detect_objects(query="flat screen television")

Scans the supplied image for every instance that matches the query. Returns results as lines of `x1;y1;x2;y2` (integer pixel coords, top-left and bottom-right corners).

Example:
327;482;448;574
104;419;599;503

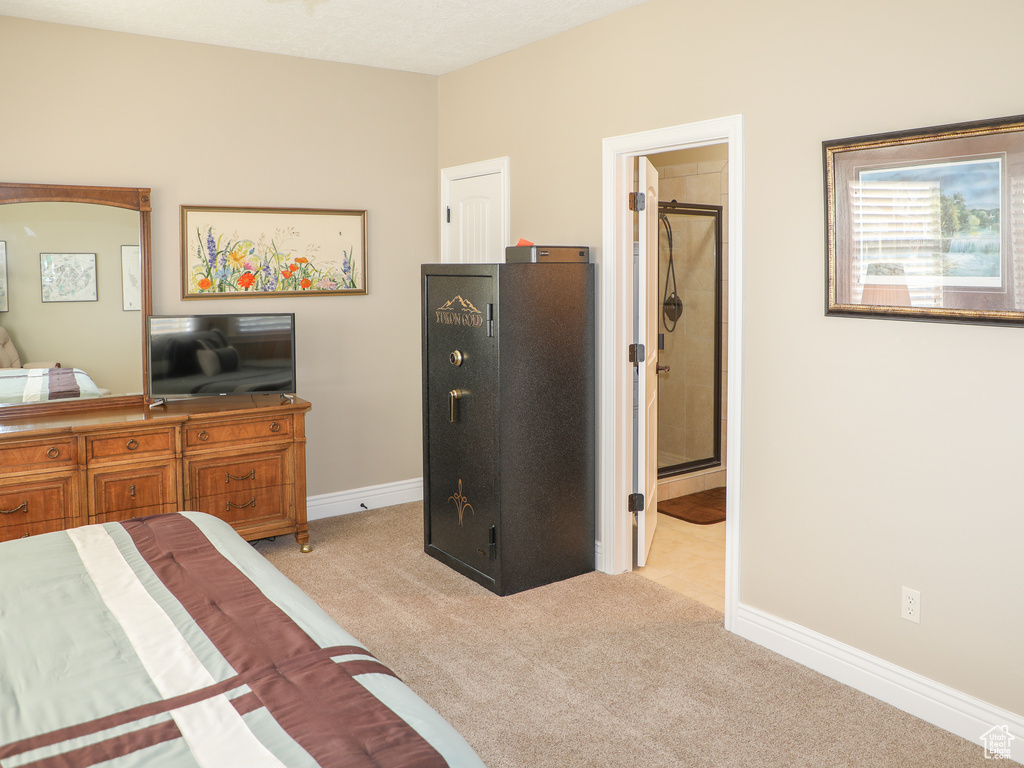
147;313;296;398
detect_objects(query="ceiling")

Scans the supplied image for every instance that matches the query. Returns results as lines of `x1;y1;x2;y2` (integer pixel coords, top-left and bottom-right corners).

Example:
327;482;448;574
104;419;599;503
0;0;649;75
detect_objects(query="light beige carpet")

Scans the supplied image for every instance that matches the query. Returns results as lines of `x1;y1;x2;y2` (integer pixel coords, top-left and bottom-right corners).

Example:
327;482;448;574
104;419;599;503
256;503;990;767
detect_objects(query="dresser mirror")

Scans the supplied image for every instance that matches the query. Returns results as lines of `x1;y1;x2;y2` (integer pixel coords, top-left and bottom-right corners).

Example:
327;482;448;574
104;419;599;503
0;183;152;416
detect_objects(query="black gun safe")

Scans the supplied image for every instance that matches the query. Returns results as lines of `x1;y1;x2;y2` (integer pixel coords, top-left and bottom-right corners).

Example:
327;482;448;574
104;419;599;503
421;259;595;596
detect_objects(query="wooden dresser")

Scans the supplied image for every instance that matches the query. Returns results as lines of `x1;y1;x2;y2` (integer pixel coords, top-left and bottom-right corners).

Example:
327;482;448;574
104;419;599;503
0;395;311;549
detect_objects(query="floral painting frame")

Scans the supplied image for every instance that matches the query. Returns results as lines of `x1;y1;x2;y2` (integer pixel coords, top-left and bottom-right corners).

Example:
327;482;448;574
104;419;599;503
825;113;1024;325
181;205;367;299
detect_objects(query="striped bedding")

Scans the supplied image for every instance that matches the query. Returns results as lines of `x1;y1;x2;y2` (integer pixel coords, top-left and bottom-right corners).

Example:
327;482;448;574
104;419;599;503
0;367;103;404
0;512;485;768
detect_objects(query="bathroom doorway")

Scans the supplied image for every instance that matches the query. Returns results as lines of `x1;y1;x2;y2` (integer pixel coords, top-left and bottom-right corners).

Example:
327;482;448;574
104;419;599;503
632;145;729;613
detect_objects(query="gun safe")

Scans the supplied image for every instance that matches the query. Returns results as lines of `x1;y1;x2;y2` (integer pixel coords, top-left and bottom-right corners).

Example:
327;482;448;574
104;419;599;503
421;260;595;596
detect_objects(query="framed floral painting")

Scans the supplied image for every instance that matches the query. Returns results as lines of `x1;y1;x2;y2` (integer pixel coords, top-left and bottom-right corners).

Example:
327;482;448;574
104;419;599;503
181;206;367;299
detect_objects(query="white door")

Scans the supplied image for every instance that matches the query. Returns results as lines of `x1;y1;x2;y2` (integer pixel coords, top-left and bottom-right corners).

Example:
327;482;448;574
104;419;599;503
636;158;659;566
441;158;510;263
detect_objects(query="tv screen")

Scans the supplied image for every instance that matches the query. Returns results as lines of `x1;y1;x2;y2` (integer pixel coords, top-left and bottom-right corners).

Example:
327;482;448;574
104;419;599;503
147;313;296;398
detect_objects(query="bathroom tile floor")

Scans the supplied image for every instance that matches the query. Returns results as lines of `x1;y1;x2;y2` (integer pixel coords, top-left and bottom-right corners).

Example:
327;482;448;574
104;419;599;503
633;512;725;613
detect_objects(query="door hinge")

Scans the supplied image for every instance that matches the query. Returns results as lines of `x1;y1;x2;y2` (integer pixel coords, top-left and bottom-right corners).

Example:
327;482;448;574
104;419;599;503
446;206;451;223
628;493;645;513
628;343;645;364
488;525;497;560
628;191;646;212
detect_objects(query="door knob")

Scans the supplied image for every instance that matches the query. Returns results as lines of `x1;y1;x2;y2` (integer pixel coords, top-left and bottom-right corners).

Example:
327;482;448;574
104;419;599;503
449;389;465;422
657;364;671;374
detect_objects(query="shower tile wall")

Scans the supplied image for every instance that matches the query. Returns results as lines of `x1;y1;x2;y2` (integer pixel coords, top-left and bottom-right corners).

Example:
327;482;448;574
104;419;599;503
655;150;728;498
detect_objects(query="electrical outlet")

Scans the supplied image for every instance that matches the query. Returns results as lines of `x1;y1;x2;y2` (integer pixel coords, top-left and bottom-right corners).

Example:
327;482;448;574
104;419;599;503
901;587;921;624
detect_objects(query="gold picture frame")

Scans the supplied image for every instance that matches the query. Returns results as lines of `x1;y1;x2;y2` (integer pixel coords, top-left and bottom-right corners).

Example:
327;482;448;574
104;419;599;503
181;205;367;299
825;114;1024;325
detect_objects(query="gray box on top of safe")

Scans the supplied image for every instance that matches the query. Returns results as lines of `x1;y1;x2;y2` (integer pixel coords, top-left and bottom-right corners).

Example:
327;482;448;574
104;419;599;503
504;245;590;263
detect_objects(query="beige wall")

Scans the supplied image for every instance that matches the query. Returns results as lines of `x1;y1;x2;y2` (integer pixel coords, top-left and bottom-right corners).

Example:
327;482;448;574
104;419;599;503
439;0;1024;717
0;16;438;494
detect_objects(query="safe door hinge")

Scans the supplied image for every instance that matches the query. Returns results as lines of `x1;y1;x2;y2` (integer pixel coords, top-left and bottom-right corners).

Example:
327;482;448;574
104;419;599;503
628;493;645;513
628;343;645;365
488;525;497;560
628;191;646;212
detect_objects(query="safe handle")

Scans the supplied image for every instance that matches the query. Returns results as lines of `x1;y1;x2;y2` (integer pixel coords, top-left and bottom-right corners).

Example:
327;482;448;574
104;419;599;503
448;389;465;423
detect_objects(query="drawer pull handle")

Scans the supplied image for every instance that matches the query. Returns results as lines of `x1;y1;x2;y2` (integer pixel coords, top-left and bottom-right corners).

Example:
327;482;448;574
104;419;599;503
46;447;60;459
130;484;136;497
226;498;256;511
226;470;256;483
126;439;140;451
1;501;28;515
198;430;210;441
269;422;281;433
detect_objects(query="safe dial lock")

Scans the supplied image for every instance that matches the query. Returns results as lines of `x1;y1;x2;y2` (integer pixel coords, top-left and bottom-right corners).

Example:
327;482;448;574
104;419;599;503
449;350;464;366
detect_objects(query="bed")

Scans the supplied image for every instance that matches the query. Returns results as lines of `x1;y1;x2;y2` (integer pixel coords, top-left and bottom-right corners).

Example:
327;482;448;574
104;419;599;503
0;511;486;768
0;367;103;404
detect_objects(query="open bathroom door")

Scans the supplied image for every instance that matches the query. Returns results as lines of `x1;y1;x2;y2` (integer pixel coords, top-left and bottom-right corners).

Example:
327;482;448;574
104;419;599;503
635;157;659;567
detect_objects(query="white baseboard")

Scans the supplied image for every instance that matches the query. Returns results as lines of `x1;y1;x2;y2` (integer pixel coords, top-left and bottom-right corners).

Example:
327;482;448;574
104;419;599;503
733;604;1023;764
306;477;423;521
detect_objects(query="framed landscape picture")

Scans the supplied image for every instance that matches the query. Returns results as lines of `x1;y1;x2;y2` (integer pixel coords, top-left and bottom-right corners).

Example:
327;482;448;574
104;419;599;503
181;205;367;299
824;114;1024;325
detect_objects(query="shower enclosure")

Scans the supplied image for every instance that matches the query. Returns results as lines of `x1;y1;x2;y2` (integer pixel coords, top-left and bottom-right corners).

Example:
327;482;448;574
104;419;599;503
656;201;723;477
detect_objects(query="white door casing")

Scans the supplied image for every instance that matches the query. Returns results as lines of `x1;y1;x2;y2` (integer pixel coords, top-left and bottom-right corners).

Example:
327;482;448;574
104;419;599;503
440;157;510;264
635;157;659;567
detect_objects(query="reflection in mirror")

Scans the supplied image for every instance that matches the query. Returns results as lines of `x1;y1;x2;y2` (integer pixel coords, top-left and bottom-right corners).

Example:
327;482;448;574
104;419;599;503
0;192;147;411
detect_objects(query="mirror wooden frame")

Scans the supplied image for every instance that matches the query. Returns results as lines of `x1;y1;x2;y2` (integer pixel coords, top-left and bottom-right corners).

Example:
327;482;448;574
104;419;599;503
0;182;152;418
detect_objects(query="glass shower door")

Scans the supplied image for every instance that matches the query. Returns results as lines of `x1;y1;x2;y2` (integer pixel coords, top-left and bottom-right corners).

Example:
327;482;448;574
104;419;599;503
656;202;723;477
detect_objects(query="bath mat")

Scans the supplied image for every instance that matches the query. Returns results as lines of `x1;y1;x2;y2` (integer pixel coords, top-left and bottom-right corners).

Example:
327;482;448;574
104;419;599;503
657;487;726;525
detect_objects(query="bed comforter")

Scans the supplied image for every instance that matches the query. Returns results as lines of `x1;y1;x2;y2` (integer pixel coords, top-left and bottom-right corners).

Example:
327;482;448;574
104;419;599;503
0;367;102;404
0;512;485;768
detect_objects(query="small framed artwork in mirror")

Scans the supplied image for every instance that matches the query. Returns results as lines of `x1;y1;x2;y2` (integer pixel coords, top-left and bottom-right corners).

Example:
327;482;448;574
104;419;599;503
40;253;98;303
0;241;7;312
825;113;1024;325
121;245;141;311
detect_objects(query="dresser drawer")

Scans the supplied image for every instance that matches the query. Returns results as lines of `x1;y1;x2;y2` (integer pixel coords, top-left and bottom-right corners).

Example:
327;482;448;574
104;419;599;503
0;517;66;542
86;427;176;464
0;437;76;472
89;462;179;524
184;415;293;450
0;475;75;542
193;485;291;527
190;453;286;500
